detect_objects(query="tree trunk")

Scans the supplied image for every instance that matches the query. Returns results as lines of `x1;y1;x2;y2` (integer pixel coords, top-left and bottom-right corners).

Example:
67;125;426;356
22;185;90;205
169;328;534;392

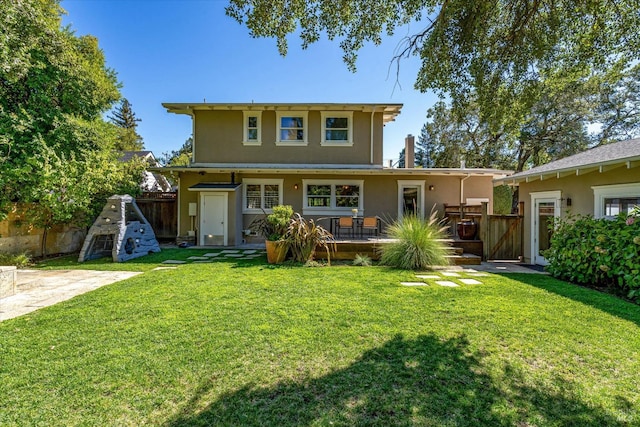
41;227;49;259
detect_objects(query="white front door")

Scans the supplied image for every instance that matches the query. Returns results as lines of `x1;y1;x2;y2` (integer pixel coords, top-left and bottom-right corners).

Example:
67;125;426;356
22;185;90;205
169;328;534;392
531;192;560;265
200;193;228;246
398;180;425;220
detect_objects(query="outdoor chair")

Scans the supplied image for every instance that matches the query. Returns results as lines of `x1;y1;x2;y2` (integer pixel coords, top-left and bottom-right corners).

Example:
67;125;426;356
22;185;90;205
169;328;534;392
336;216;354;238
361;216;379;237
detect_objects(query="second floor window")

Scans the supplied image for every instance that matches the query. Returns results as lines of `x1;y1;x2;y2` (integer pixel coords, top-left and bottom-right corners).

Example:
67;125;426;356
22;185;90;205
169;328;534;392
276;111;308;145
321;112;353;146
243;111;261;145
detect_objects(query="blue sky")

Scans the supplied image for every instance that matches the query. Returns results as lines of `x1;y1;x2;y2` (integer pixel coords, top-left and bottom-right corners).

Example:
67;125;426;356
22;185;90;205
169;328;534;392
61;0;439;162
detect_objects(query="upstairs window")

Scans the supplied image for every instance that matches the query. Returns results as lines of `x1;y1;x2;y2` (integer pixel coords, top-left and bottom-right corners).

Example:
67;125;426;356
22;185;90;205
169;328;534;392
321;112;353;146
243;179;283;213
276;111;308;145
243;111;262;145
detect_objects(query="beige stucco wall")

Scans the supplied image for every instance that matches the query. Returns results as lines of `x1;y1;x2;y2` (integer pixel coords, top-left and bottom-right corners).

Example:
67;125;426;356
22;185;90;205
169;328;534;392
0;205;86;257
517;166;639;263
192;110;382;165
178;171;496;244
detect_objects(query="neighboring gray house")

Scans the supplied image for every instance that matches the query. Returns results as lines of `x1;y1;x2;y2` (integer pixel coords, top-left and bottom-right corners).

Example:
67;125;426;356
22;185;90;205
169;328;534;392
495;139;640;265
120;151;172;193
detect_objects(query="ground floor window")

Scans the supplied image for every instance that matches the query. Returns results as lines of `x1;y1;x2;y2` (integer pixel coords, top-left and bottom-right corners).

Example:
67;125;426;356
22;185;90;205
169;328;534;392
302;179;363;216
243;179;283;213
593;183;640;218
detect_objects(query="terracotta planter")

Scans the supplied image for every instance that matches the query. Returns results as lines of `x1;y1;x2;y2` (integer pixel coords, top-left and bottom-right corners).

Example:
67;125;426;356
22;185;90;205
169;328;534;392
457;219;477;240
265;240;288;264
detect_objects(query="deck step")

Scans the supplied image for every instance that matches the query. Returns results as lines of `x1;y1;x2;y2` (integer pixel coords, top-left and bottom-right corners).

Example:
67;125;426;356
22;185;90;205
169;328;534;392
445;254;482;265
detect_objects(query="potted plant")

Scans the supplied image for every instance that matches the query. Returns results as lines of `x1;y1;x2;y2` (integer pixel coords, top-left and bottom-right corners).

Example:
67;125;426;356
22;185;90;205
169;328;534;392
286;213;335;264
249;205;293;263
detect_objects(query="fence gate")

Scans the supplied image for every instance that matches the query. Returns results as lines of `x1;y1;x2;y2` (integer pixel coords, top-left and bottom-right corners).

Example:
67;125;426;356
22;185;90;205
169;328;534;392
135;192;177;240
480;202;524;261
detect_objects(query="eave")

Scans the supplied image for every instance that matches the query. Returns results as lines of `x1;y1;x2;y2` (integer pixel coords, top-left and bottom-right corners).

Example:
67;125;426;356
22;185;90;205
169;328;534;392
161;102;403;123
494;155;640;186
152;164;511;179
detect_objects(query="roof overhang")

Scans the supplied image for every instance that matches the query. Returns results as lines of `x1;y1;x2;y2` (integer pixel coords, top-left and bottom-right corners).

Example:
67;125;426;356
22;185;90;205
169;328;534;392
162;103;403;123
155;165;511;179
494;156;640;186
188;183;241;191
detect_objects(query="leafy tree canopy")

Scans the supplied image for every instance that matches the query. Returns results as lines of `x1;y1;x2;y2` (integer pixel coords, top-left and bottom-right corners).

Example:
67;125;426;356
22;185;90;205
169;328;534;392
0;0;143;252
227;0;640;128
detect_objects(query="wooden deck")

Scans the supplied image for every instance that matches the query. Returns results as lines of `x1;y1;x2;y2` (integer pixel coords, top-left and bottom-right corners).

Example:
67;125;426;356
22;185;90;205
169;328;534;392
315;238;481;265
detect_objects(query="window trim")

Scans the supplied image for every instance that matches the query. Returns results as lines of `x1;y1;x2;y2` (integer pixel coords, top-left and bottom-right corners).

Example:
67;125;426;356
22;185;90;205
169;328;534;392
320;111;353;146
242;178;283;213
592;182;640;218
276;111;308;146
302;179;364;216
242;111;262;146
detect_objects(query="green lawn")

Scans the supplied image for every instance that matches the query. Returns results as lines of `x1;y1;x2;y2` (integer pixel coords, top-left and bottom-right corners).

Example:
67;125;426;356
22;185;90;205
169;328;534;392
1;251;639;426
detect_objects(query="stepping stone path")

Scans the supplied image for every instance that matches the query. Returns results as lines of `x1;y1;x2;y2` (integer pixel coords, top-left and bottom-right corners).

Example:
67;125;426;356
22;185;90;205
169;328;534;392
400;270;488;288
435;281;459;287
162;260;187;264
187;256;209;260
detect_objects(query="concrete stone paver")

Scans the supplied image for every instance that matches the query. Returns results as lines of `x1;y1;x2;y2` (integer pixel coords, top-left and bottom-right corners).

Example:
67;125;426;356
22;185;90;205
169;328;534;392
401;282;428;287
459;278;483;285
1;269;141;321
435;281;459;287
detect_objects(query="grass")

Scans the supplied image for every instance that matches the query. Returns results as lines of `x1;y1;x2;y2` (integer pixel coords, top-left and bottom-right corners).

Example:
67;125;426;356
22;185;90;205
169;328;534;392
1;252;640;426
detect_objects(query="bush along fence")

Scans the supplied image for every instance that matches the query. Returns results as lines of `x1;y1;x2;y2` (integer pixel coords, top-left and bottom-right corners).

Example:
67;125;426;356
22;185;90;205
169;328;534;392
544;208;640;301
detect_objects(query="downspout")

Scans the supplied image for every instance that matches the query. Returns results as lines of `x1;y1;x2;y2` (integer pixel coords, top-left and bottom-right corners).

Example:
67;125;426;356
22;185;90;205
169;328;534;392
176;173;181;238
370;108;376;165
190;112;196;164
460;174;471;204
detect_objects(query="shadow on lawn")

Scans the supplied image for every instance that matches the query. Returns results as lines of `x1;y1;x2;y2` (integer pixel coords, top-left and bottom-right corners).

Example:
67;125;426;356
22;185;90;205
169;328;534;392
165;335;621;426
507;273;640;326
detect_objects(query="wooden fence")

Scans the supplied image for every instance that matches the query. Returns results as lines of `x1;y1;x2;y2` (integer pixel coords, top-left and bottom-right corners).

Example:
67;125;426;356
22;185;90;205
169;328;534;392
135;192;177;240
444;202;524;261
480;201;524;261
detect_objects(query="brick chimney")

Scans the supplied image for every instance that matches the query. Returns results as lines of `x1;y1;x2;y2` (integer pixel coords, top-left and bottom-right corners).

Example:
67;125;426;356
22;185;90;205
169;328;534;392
405;134;415;168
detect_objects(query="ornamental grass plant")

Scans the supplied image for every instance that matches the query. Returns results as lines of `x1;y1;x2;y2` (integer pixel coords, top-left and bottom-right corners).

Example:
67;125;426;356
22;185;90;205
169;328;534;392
379;212;450;270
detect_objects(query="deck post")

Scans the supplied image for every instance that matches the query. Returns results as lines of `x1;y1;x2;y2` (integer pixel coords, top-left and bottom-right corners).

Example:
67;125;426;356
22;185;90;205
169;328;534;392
481;201;489;261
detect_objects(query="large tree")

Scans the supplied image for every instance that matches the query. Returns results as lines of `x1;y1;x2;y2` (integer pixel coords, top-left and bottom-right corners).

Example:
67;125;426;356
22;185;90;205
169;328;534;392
0;0;144;254
227;0;640;132
108;98;144;150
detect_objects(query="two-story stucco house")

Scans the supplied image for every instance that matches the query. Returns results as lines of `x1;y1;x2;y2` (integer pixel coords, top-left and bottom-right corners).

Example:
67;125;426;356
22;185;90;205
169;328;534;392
161;103;509;246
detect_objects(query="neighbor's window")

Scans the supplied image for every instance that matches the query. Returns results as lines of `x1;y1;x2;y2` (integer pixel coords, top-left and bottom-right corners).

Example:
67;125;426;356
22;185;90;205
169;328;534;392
302;179;363;215
604;197;640;216
243;111;261;145
321;112;353;146
243;179;283;213
276;111;308;145
593;183;640;218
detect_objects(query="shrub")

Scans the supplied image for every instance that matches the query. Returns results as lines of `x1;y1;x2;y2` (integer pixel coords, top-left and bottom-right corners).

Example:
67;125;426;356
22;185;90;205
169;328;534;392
0;251;32;267
285;213;335;264
353;253;372;267
379;212;450;270
249;205;293;241
544;211;640;299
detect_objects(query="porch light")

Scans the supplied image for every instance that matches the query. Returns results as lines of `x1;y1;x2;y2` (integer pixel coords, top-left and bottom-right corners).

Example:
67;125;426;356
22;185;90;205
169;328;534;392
429;185;435;191
294;184;299;190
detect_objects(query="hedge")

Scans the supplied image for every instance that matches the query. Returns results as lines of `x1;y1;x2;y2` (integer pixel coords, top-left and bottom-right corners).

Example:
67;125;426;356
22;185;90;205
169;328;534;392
544;208;640;300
